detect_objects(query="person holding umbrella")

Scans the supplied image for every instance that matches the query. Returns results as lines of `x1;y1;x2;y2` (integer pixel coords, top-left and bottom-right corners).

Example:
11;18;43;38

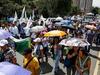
0;39;16;64
64;46;79;75
75;48;91;75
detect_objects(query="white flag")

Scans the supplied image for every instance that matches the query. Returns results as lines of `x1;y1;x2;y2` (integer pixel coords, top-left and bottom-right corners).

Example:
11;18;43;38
32;10;35;21
26;15;33;28
19;7;26;24
13;11;18;23
21;7;25;19
25;11;28;22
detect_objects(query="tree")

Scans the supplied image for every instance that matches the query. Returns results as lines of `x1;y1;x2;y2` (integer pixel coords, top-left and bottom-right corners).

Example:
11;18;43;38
0;0;73;18
34;0;72;17
92;7;100;15
0;0;36;18
71;6;80;15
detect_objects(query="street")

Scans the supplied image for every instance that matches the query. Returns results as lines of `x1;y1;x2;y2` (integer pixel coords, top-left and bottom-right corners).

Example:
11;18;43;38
16;45;100;75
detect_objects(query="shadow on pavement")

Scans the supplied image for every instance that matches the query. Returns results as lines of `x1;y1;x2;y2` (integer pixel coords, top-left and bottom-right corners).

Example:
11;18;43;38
91;46;100;51
55;68;65;75
40;62;53;74
89;53;100;61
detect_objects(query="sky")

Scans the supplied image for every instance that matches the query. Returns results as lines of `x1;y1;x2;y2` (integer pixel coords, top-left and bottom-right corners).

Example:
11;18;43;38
92;0;100;7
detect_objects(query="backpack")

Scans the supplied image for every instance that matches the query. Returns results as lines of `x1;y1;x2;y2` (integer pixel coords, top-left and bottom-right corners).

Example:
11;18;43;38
36;45;41;56
64;57;73;68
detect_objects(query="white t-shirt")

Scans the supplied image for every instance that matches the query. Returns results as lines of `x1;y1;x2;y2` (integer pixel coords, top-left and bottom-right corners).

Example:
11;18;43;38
31;33;36;39
33;44;43;54
24;27;30;36
9;26;19;36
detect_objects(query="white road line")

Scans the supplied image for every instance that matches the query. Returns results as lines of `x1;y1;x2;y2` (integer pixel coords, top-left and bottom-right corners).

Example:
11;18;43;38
93;51;100;75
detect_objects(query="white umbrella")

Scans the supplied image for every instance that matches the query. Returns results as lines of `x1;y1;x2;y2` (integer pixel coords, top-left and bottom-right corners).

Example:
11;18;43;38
56;16;63;21
0;29;12;40
33;38;41;42
86;13;94;16
59;38;90;47
85;25;97;30
0;62;31;75
31;26;47;32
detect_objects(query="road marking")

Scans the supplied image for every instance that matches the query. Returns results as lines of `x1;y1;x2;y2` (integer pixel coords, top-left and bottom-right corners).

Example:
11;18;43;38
93;51;100;75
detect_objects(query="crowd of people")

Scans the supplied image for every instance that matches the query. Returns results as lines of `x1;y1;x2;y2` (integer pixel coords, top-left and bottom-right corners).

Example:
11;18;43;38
0;14;100;75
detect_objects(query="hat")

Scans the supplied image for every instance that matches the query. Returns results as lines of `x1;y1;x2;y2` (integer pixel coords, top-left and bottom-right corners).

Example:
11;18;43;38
23;48;32;55
0;39;8;46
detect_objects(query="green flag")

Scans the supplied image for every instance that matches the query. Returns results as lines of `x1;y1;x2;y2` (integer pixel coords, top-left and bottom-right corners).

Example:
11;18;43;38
13;38;31;54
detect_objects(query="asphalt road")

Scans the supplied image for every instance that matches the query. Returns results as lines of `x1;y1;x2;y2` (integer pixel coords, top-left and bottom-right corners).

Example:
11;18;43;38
16;45;100;75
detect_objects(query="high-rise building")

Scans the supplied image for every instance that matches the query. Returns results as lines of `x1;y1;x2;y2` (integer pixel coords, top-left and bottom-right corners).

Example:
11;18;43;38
72;0;93;12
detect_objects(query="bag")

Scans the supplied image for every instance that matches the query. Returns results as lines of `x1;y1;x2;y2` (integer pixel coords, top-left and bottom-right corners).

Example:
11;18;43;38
36;45;40;56
75;71;80;75
64;57;72;68
24;57;33;68
0;52;4;62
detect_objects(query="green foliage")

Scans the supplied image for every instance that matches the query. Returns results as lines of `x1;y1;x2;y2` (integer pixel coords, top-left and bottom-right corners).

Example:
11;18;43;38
92;7;100;15
71;6;80;15
35;0;72;17
0;0;35;17
0;0;72;17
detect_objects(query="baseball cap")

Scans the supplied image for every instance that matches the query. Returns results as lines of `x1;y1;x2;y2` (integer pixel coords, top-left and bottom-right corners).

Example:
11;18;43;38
0;39;8;46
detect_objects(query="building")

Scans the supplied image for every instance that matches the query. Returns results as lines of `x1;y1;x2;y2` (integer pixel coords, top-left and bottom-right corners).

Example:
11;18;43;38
72;0;93;13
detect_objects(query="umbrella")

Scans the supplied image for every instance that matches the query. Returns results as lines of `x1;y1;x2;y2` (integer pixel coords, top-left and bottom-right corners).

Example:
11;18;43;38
44;30;66;37
0;62;31;75
0;29;12;40
85;25;97;30
89;21;96;24
30;26;47;33
59;38;90;47
61;24;75;30
56;17;63;21
33;38;41;42
55;21;74;29
86;13;94;16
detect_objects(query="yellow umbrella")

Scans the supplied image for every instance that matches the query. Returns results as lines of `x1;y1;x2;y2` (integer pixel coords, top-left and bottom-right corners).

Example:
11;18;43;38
44;30;66;37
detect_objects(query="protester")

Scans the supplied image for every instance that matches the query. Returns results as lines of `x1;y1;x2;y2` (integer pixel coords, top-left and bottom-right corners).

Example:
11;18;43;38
0;39;17;64
64;46;79;75
23;48;40;75
33;38;44;63
18;22;26;38
75;48;91;75
52;37;61;74
9;23;19;38
86;30;95;45
42;37;49;62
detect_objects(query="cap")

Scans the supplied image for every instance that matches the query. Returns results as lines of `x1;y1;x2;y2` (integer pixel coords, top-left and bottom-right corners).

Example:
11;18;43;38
23;48;32;55
0;39;8;46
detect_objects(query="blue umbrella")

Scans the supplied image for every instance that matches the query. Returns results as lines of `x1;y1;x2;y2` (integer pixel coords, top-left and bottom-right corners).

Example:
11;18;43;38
61;19;72;25
0;29;12;40
7;17;14;22
0;62;31;75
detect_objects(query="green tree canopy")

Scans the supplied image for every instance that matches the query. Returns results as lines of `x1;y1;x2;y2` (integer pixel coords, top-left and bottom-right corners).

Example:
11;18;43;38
92;7;100;15
0;0;72;18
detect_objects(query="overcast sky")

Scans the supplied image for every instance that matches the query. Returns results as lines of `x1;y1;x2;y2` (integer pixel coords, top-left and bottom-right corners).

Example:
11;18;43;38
93;0;100;7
